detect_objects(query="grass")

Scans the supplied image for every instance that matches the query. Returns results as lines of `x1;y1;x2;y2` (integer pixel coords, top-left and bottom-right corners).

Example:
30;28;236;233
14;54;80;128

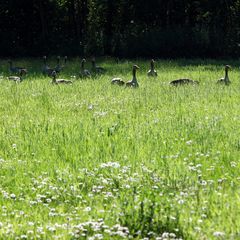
0;58;240;239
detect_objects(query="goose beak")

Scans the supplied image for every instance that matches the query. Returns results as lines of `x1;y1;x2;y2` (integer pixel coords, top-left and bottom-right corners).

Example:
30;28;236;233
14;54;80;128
133;65;140;69
225;65;231;70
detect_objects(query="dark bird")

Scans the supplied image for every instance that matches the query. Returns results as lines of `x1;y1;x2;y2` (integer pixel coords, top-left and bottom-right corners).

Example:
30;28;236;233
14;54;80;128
91;57;106;73
51;71;72;84
126;65;140;88
170;78;199;86
79;59;91;78
8;70;25;82
8;60;27;75
42;56;55;76
217;65;231;85
8;75;23;82
55;56;67;73
111;77;125;86
147;59;158;77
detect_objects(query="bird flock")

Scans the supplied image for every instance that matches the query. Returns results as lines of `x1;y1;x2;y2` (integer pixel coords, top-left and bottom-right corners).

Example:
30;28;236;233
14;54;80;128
7;57;232;87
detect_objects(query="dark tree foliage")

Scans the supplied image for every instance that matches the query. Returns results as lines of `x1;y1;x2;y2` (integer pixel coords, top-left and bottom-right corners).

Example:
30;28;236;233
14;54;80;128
0;0;240;57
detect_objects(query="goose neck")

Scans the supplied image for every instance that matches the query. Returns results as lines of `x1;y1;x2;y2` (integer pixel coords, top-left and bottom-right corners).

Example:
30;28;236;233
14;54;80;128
151;62;154;70
132;68;137;79
81;61;85;69
224;68;229;81
52;75;56;83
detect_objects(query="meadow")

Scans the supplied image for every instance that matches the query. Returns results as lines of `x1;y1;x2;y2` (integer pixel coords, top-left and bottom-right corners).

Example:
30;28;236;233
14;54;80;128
0;58;240;239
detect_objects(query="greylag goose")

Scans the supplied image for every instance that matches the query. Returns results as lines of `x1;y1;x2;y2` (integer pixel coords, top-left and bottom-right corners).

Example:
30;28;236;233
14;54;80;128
111;77;125;86
170;78;199;86
91;58;106;73
8;70;25;82
80;59;91;78
8;60;27;75
51;71;72;84
42;56;55;76
126;65;140;88
55;56;67;73
147;59;157;77
217;65;231;85
8;75;23;82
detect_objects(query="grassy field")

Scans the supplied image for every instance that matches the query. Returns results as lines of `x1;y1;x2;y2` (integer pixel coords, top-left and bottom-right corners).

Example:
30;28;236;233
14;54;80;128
0;58;240;239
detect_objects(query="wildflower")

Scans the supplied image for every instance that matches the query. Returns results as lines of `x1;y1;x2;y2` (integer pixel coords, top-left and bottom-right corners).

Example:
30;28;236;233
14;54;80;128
84;207;91;212
10;193;16;199
213;231;225;237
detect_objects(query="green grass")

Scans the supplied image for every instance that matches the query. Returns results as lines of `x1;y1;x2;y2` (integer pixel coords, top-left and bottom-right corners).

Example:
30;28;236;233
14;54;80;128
0;58;240;239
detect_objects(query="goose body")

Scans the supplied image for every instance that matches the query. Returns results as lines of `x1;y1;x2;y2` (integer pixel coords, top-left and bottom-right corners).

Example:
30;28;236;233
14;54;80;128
55;56;67;73
8;60;27;75
111;78;125;86
170;78;199;86
80;59;91;78
8;76;22;82
217;65;231;85
51;71;72;84
126;65;140;88
42;56;55;76
147;59;157;77
91;58;106;73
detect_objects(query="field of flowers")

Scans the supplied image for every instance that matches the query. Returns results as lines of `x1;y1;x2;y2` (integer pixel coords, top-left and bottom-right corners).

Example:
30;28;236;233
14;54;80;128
0;58;240;239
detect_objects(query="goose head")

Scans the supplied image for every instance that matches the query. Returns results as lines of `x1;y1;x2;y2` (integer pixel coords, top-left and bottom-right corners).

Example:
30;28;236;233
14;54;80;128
133;65;140;70
81;58;86;68
51;70;57;77
225;65;231;70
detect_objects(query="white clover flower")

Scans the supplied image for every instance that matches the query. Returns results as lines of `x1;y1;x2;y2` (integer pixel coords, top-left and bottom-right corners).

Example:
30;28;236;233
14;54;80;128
84;207;91;212
0;158;5;164
178;199;184;205
100;162;120;168
213;231;225;237
10;193;16;199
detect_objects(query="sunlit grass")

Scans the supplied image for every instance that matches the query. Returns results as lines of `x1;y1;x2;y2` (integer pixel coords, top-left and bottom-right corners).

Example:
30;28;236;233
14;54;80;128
0;58;240;239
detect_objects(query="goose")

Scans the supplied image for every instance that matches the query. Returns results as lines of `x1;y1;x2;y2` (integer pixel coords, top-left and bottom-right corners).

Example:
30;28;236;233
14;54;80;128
217;65;231;85
8;60;27;75
55;56;67;73
51;71;72;84
8;75;23;82
91;58;106;73
147;59;157;77
126;65;140;88
79;59;91;78
42;56;55;76
111;77;125;86
8;70;24;82
170;78;199;86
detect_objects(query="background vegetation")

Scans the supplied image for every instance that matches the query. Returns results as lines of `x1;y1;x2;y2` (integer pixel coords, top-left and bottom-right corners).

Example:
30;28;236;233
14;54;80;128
1;0;240;58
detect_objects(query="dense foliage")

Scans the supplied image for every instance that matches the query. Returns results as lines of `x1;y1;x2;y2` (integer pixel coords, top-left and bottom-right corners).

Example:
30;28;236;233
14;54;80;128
1;1;240;57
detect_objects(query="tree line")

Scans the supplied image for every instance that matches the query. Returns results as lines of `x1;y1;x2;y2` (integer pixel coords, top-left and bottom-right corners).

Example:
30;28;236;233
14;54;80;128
1;0;240;58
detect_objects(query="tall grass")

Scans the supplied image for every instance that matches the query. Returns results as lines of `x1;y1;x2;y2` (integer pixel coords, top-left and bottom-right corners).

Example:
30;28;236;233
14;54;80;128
0;58;240;239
